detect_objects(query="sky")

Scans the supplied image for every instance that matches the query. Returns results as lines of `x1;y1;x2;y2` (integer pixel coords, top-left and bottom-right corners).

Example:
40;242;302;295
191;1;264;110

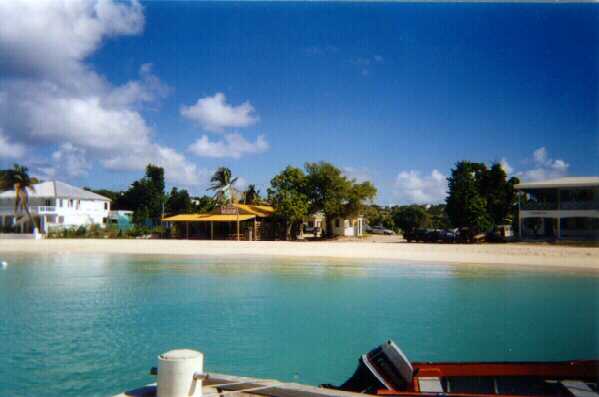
0;1;597;205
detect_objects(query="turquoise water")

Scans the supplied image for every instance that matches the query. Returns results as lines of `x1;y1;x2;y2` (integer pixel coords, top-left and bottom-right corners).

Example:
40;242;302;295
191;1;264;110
0;254;598;397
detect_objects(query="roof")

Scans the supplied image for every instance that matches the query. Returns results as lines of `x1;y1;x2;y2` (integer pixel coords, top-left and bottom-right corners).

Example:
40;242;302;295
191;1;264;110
233;204;275;217
0;180;110;201
515;177;599;190
162;214;256;222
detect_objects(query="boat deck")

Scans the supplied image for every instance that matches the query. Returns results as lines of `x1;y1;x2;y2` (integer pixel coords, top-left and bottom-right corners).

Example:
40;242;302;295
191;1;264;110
114;372;367;397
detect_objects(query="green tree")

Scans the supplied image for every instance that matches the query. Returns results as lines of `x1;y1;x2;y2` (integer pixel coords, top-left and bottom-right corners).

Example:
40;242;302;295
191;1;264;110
165;187;193;215
480;163;520;226
209;167;238;204
192;195;216;213
427;204;450;229
121;164;165;225
446;161;491;232
392;205;431;233
304;162;376;236
345;181;378;218
243;184;261;205
364;205;395;230
268;166;309;240
0;164;39;231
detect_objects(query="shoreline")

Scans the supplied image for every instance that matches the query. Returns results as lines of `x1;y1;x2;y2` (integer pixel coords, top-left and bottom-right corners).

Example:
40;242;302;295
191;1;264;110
0;239;598;270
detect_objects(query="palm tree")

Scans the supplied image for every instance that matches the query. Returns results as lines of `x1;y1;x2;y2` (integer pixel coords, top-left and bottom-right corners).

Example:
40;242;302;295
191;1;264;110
243;184;260;205
0;164;39;232
209;167;238;204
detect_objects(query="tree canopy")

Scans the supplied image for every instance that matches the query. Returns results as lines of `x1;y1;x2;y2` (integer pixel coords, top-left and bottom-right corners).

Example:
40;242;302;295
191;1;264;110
165;187;193;215
446;161;518;232
392;205;431;233
209;167;238;204
268;166;310;240
267;162;377;238
243;184;261;205
304;162;377;231
0;164;39;230
120;164;165;225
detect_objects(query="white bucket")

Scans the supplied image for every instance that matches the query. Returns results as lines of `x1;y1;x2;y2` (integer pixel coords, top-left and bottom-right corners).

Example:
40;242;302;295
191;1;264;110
157;349;204;397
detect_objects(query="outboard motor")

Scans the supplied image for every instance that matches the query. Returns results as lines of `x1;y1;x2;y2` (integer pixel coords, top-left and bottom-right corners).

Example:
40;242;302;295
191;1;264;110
323;340;414;394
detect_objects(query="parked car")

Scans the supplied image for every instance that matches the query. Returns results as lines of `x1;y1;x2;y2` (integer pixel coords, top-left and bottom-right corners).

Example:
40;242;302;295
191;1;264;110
368;225;394;235
439;228;459;243
404;228;429;242
424;229;441;243
303;225;317;234
456;227;487;243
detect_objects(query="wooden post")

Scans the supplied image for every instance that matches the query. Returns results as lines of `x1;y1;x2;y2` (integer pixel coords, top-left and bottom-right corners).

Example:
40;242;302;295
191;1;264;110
210;221;213;240
186;222;189;240
556;188;561;240
253;218;257;241
236;210;240;241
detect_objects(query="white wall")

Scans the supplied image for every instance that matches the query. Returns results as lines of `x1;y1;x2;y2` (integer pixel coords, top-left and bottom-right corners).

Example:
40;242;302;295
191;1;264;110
331;218;364;237
51;199;110;230
1;197;110;233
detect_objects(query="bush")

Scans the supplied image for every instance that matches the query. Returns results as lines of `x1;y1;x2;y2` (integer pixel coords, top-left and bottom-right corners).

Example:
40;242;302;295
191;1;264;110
45;223;168;239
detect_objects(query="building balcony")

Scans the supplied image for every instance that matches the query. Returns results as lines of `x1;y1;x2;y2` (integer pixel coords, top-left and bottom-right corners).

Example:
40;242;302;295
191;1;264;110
520;202;558;211
0;206;57;214
559;201;599;210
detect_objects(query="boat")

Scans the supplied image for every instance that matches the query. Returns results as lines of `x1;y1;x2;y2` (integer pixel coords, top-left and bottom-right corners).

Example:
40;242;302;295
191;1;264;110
116;341;598;397
323;340;599;396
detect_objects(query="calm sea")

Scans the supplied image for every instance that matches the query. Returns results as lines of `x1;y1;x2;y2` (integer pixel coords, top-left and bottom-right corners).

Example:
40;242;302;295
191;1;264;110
0;253;597;397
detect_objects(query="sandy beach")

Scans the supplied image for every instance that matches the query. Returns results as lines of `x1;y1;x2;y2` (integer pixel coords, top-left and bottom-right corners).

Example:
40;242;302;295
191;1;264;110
0;238;598;270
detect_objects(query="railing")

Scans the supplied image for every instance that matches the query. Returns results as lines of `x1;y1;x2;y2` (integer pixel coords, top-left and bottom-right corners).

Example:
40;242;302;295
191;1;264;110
559;201;599;210
0;206;56;214
520;202;558;211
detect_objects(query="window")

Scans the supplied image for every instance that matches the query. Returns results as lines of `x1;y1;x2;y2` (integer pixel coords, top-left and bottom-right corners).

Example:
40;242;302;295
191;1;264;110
45;199;52;206
57;216;64;224
104;202;108;210
102;217;107;224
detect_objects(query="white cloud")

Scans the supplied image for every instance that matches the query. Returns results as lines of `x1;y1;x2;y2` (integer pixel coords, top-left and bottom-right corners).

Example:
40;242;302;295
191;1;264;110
0;129;25;159
103;144;209;186
517;146;570;181
394;169;447;205
342;166;372;183
50;143;91;178
0;0;144;84
104;63;170;108
0;1;205;187
533;147;547;164
11;86;153;151
180;93;258;133
499;157;513;175
188;133;269;159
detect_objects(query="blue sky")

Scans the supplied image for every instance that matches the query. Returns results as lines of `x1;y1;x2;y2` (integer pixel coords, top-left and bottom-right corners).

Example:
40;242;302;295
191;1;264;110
0;1;597;204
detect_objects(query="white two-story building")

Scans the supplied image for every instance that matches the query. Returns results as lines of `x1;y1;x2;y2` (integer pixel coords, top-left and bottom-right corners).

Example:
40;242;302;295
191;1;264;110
515;177;599;241
0;181;111;234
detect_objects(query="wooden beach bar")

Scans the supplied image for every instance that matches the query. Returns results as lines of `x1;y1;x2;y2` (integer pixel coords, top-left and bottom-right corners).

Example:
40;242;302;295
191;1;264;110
162;204;275;241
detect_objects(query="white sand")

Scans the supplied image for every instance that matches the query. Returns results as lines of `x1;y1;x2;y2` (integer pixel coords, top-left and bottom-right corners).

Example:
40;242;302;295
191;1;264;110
0;238;597;270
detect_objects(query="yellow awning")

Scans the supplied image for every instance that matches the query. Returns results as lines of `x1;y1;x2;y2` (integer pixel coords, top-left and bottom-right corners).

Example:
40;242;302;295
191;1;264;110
162;214;255;222
233;204;275;217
